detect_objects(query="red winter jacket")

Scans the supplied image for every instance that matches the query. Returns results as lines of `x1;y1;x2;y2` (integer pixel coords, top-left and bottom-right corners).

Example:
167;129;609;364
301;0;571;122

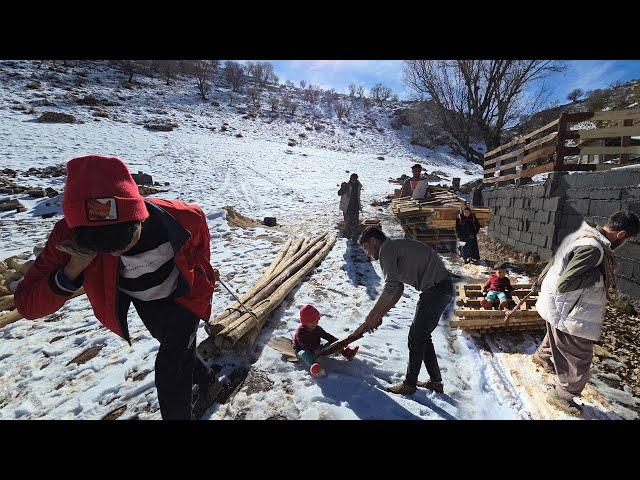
15;198;217;342
482;274;513;293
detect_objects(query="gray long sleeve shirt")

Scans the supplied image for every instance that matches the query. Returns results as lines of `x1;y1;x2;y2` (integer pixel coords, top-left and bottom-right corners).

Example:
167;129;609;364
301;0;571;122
378;238;450;300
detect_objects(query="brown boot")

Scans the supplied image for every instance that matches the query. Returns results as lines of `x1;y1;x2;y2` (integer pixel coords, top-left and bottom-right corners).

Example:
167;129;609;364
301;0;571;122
532;351;555;374
416;379;444;394
386;381;417;395
546;390;582;417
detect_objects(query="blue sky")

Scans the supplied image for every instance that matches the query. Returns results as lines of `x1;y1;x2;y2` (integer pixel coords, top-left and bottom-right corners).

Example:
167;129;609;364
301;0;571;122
258;60;640;105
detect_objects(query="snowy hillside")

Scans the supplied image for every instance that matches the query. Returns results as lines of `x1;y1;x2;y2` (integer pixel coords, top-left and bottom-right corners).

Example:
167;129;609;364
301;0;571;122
0;60;637;420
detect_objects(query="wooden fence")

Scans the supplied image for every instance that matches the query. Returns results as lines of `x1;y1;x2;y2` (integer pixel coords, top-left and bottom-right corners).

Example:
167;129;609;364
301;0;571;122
483;108;640;184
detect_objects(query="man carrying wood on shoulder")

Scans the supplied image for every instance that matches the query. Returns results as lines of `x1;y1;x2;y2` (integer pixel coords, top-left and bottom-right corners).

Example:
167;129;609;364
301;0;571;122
14;154;220;420
533;211;639;415
359;226;453;395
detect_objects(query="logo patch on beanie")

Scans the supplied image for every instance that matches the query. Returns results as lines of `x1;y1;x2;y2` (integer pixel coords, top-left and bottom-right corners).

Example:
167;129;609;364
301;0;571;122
86;198;118;221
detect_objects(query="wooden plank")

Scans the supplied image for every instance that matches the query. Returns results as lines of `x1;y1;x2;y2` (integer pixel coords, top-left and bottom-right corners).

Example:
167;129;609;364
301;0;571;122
484;145;556;175
484;146;526;166
563;112;594;123
524;131;558;151
579;126;640;140
484;118;560;158
579;146;640;155
558;164;597;172
483;161;555;184
593;109;640;121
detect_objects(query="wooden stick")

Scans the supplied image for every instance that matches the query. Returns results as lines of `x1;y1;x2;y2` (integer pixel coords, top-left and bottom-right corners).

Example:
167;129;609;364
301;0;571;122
208;235;326;332
0;288;85;329
234;236;336;352
0;295;15;312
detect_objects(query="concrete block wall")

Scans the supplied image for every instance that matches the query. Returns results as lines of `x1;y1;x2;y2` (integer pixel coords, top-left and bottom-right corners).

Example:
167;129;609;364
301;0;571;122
483;182;562;261
482;166;640;298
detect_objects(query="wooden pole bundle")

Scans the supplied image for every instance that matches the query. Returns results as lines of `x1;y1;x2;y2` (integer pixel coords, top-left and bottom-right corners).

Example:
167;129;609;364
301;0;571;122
203;234;336;355
0;288;85;329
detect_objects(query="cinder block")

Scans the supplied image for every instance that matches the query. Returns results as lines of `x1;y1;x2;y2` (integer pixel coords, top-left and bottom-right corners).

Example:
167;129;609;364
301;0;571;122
588;189;622;201
543;197;564;212
513;198;524;209
533;234;547;247
509;229;522;242
618;260;635;279
513;209;524;219
520;231;533;244
563;214;584;229
529;197;544;210
589;200;622;218
523;210;536;222
617;276;640;299
549;210;563;225
535;210;551;223
537;247;554;261
564;199;590;216
565;188;589;199
615;239;640;259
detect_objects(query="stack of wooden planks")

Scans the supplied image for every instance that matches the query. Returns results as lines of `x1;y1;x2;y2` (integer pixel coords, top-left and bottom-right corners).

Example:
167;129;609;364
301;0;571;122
451;283;545;332
390;187;491;245
198;234;336;359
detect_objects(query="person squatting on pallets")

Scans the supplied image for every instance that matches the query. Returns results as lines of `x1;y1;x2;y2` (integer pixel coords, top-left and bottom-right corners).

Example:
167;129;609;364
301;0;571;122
359;226;453;395
532;211;640;416
293;304;358;376
481;262;514;310
14;154;220;420
456;205;480;264
338;173;363;242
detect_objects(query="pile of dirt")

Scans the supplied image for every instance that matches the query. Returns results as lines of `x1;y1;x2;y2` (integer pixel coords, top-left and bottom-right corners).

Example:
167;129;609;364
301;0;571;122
476;229;544;278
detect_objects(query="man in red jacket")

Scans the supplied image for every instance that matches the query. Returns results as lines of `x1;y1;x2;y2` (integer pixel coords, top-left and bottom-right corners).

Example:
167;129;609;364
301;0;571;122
15;154;219;420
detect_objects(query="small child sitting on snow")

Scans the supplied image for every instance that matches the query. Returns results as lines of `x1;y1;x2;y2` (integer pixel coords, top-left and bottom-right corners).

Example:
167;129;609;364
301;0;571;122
480;262;514;310
293;304;358;376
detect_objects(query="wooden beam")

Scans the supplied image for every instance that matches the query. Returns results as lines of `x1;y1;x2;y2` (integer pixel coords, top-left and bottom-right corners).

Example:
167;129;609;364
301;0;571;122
484;145;556;175
579;125;640;140
484;118;560;159
593;109;640;121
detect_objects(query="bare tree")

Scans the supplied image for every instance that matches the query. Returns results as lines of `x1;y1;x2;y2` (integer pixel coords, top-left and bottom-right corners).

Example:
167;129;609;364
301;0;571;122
370;83;392;106
193;60;219;100
357;85;365;99
403;60;566;163
119;60;141;83
391;93;399;103
567;88;584;102
284;79;295;89
299;79;306;89
268;95;279;112
304;84;322;104
224;61;246;92
334;101;350;120
348;83;357;98
159;60;179;85
247;87;261;109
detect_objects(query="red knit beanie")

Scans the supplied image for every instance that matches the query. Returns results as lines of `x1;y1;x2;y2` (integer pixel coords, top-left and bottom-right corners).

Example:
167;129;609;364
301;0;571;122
62;154;149;228
300;304;320;326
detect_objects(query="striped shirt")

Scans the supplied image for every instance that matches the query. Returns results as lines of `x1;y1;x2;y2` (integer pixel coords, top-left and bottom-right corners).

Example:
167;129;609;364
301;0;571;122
118;208;179;301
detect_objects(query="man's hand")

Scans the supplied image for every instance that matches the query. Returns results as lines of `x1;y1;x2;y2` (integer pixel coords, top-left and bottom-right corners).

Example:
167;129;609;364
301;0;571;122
212;268;220;283
57;240;96;281
363;312;383;333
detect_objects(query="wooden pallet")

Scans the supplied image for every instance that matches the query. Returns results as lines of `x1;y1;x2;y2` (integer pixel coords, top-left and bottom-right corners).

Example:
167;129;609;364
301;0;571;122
336;217;381;233
451;283;545;332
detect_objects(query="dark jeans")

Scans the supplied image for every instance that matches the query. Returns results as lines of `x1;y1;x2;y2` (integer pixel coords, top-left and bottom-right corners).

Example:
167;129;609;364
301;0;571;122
123;294;210;420
405;276;453;386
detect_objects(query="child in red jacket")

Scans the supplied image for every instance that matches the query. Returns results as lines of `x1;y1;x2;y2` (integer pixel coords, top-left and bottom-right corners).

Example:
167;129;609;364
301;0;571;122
15;154;219;420
293;304;358;376
480;262;514;310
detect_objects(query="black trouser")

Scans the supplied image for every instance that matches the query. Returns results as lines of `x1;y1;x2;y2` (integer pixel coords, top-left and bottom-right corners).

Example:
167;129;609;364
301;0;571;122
125;295;210;420
405;276;453;386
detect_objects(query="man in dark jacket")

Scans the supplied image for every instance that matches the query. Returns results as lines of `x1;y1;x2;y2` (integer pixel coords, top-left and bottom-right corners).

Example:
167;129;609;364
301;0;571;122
456;205;481;263
15;154;220;420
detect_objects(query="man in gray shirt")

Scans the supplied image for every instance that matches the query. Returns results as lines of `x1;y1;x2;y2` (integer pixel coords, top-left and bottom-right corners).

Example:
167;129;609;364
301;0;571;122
359;227;453;395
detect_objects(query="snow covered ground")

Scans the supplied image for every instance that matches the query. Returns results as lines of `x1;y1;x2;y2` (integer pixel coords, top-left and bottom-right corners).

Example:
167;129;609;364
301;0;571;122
1;60;637;420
